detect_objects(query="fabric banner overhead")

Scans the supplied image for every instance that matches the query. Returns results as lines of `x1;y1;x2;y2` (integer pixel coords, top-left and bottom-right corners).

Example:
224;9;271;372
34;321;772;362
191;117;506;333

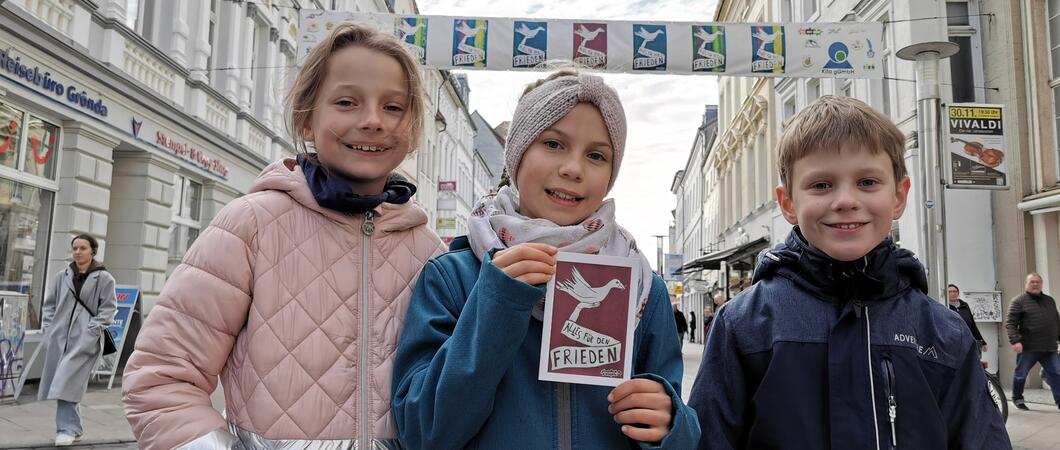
298;11;884;79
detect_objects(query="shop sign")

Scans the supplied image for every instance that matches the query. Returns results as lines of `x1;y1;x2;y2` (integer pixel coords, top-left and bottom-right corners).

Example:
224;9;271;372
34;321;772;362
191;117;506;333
0;50;109;117
437;217;456;229
439;180;457;191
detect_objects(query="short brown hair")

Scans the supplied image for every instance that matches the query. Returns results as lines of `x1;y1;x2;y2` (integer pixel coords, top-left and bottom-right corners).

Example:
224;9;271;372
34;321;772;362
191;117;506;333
286;23;425;154
777;95;907;189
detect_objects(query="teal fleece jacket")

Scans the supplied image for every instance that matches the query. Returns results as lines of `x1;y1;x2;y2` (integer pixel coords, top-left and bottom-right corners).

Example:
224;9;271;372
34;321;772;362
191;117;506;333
392;237;700;449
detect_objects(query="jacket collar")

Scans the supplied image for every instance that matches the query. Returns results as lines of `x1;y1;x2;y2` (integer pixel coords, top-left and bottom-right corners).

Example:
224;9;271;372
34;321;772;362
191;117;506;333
249;158;428;234
753;227;928;304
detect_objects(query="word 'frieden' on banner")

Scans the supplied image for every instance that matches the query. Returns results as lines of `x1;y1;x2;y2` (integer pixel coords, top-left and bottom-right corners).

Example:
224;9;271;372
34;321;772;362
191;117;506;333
298;11;884;79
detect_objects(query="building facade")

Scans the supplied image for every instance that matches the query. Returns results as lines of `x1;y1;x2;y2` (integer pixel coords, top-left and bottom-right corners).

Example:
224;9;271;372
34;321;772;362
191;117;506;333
671;105;718;336
980;0;1060;389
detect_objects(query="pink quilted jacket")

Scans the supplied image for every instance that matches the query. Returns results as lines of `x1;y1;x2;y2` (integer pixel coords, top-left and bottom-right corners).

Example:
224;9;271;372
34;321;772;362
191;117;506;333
122;159;445;450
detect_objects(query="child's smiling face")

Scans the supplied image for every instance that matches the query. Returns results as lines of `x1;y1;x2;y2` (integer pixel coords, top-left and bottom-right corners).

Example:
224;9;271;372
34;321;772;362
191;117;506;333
516;103;613;226
776;143;910;261
303;46;411;195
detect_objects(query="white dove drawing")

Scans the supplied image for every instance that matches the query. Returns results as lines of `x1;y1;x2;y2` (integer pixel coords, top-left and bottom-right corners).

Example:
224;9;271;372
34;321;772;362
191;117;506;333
694;27;721;45
574;25;605;43
516;23;545;45
455;21;485;46
557;266;626;322
752;29;778;52
396;20;423;41
634;27;664;50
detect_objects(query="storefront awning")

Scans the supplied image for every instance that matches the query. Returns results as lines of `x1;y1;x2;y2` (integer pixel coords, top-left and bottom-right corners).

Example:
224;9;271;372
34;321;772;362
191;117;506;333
679;237;770;273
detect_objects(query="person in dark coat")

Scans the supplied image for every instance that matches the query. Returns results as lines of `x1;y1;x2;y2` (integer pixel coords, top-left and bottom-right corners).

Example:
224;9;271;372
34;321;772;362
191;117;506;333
689;311;697;343
1006;272;1060;411
947;284;986;351
674;306;688;343
39;235;116;446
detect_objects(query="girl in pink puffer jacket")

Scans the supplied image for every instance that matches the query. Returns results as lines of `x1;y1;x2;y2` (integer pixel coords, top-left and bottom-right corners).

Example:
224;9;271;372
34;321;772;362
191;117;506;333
121;23;444;450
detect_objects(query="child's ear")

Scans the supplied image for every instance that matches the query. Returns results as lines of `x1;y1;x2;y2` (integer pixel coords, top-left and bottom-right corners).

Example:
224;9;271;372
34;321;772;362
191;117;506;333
892;175;912;219
776;185;798;225
300;125;313;141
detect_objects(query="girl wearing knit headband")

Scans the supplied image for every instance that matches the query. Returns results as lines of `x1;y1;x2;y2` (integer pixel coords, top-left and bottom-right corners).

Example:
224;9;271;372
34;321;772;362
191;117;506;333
393;69;700;449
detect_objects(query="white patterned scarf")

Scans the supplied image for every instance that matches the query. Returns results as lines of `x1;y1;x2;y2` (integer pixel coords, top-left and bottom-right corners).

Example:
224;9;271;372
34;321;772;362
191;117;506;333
467;186;654;323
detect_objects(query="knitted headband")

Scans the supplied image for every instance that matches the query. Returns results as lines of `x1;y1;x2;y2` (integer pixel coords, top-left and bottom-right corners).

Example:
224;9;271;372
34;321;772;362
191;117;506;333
504;73;627;192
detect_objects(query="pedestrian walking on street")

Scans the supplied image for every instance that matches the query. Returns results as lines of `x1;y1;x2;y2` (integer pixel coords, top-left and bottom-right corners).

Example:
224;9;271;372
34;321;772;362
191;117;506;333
689;310;697;343
392;68;700;449
38;234;116;446
1006;272;1060;411
948;284;987;352
674;305;689;343
121;24;444;450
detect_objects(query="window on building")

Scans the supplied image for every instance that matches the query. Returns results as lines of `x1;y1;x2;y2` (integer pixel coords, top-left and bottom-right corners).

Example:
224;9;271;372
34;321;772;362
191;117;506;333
0;102;60;181
946;1;970;26
0;178;55;330
124;0;155;38
1049;0;1060;168
782;94;796;130
803;0;818;20
807;79;820;104
207;0;218;80
0;103;24;170
168;175;202;274
841;80;853;97
948;36;975;103
23;117;59;179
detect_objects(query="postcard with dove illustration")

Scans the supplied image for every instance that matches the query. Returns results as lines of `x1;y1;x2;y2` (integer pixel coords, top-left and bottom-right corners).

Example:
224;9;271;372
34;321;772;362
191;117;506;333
539;252;638;387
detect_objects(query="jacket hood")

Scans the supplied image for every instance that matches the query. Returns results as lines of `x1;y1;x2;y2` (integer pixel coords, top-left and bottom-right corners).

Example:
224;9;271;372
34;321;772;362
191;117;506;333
68;259;106;275
249;158;428;234
752;227;928;304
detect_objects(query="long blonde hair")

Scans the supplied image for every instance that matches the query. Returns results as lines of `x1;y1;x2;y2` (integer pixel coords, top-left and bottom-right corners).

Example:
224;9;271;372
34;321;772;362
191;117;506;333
285;23;425;155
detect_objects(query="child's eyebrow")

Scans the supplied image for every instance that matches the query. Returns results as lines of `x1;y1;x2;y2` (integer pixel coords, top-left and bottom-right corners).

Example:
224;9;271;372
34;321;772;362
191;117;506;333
541;127;614;150
326;82;408;97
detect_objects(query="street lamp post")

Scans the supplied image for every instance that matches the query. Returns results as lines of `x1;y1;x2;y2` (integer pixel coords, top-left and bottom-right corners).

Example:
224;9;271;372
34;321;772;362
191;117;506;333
652;235;665;276
896;41;959;302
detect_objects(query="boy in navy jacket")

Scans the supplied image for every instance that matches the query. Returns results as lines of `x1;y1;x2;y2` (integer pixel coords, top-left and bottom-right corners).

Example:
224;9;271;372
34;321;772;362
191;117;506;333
688;96;1010;449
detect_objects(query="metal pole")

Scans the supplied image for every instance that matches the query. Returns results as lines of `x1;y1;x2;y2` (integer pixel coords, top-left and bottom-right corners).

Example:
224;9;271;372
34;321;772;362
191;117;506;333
898;42;959;302
652;234;665;275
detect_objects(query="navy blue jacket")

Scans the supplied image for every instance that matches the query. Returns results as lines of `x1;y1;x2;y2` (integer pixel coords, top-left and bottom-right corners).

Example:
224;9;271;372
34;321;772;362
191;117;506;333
688;229;1010;449
393;237;700;449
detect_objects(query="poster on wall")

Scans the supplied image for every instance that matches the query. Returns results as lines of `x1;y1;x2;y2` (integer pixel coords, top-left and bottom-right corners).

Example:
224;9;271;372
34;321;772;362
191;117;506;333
539;253;637;387
0;292;28;398
299;11;883;79
964;291;1003;322
945;104;1008;189
92;286;139;389
663;253;684;281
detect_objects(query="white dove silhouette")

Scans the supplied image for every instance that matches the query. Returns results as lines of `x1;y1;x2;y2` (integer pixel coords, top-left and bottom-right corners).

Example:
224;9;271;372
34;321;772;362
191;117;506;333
694;27;720;45
752;29;778;52
396;20;423;41
557;266;626;322
515;23;545;47
574;25;605;43
455;21;484;46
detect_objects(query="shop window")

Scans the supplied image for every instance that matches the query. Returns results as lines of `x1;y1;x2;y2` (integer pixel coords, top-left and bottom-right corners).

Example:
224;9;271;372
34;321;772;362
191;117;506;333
0;178;55;329
0;101;60;181
0;103;23;170
168;175;202;274
23;117;59;179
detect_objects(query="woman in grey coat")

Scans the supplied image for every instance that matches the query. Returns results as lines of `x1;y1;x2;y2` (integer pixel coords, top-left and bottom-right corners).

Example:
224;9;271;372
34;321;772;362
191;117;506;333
38;234;116;446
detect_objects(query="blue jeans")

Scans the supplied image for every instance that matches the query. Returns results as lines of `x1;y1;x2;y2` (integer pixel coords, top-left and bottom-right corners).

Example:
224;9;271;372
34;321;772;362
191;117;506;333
1011;351;1060;407
56;399;82;436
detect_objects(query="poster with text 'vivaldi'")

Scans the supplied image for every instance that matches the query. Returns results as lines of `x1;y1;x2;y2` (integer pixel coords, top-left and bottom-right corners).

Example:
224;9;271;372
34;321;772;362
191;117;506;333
539;253;637;387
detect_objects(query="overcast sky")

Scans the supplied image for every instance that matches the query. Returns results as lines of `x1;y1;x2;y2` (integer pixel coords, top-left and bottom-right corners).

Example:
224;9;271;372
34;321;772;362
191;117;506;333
419;0;721;270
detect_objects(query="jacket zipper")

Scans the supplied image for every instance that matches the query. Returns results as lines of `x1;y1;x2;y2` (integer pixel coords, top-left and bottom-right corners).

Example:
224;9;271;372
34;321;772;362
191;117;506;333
881;356;898;449
360;210;375;448
861;303;881;450
557;383;571;450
